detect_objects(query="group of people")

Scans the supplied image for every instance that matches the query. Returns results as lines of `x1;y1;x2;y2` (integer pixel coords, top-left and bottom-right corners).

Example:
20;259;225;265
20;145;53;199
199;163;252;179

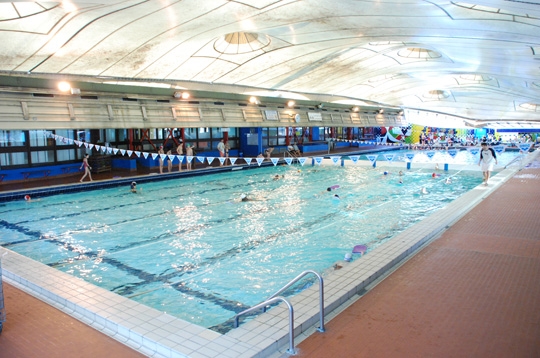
158;142;195;174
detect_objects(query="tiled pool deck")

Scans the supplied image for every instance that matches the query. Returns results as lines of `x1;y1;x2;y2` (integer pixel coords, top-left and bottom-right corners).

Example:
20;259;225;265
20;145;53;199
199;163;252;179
1;149;539;357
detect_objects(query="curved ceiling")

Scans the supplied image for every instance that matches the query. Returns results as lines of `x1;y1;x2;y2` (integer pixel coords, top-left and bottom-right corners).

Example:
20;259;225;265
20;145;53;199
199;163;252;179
1;0;540;129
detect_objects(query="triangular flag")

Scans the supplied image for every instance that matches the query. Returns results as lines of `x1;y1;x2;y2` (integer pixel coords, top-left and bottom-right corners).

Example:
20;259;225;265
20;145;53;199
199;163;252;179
314;157;324;166
298;157;307;166
271;158;279;166
244;157;252;165
330;156;341;165
207;157;215;165
366;154;377;163
106;147;112;154
176;155;184;162
384;154;395;162
405;153;415;162
151;153;158;160
469;148;480;156
186;156;194;163
218;157;226;165
142;152;149;159
284;157;293;165
196;156;205;163
425;151;435;159
120;149;126;156
95;145;101;151
493;145;505;153
230;157;237;165
160;154;167;160
133;151;140;157
168;154;175;162
447;148;458;158
113;148;119;155
88;143;94;150
518;143;532;152
126;150;133;157
349;155;360;164
256;157;264;166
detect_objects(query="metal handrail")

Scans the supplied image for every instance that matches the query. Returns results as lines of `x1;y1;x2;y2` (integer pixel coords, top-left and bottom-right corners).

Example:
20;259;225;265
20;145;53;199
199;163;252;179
234;296;297;355
265;269;325;333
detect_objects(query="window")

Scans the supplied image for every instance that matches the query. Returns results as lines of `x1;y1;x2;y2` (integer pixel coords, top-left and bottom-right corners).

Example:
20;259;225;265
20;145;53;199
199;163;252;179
0;130;26;147
31;150;55;164
0;151;27;166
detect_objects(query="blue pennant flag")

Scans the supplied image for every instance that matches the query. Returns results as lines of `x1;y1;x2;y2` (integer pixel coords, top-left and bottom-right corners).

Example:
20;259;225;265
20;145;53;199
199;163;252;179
405;153;415;162
519;143;532;152
349;155;360;164
366;154;377;163
284;157;293;165
271;158;279;166
314;157;324;166
447;148;458;158
330;156;341;165
298;157;307;166
384;154;395;162
256;157;264;166
244;157;252;165
426;151;435;159
469;148;479;156
493;145;505;153
206;157;215;165
230;157;237;165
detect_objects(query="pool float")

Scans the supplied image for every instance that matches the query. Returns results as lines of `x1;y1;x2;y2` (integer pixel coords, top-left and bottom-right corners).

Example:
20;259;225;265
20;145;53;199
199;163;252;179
352;244;367;255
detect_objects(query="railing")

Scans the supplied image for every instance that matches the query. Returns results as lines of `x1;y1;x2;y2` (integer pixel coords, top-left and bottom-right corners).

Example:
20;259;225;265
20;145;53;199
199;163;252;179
233;270;325;355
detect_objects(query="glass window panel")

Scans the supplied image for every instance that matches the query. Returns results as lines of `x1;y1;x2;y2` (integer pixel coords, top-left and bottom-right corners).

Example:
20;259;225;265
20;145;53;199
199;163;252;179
105;129;116;143
55;130;74;146
0;130;27;147
211;127;222;139
31;150;54;164
0;151;27;166
118;129;128;141
57;149;76;162
198;127;211;139
227;139;238;149
227;128;238;137
77;130;90;142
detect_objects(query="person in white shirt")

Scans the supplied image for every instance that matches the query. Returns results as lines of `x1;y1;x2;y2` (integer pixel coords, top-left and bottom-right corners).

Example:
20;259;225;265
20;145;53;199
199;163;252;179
478;142;498;185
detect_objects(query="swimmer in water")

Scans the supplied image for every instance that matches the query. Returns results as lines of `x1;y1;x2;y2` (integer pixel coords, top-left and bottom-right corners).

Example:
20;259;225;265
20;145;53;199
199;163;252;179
421;187;428;195
130;181;138;193
445;177;452;184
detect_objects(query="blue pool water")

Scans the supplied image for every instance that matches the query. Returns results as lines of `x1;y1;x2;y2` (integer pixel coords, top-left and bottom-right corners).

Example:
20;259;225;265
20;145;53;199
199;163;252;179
0;163;486;329
368;148;521;165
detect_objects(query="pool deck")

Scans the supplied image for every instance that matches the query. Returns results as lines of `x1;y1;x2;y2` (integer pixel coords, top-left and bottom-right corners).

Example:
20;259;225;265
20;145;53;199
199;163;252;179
1;146;539;358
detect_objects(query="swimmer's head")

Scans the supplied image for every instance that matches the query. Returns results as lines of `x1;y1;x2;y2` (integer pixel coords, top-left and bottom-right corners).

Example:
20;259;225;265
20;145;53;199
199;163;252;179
240;193;247;200
344;253;352;262
131;181;137;186
24;195;31;201
383;171;388;175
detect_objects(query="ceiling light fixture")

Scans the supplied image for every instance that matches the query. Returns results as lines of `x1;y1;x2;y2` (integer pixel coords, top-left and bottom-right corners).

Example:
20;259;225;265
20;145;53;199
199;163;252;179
58;81;71;92
173;91;190;99
287;100;295;107
351;106;360;112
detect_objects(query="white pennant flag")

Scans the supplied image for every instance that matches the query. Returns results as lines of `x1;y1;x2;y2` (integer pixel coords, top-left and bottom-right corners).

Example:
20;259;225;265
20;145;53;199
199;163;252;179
405;153;415;162
271;158;279;166
186;156;194;163
330;156;341;165
244;157;253;165
160;154;167;160
126;150;133;157
468;148;480;156
176;155;184;162
113;148;119;154
366;154;377;163
314;157;324;166
425;151;435;160
68;139;73;144
168;154;175;162
298;157;307;166
106;147;112;154
142;152;149;159
349;155;360;164
151;153;158;160
196;156;205;163
120;149;126;156
95;145;101;151
218;157;226;165
207;157;215;165
256;157;264;166
284;157;293;165
230;157;237;165
133;151;140;157
88;143;94;150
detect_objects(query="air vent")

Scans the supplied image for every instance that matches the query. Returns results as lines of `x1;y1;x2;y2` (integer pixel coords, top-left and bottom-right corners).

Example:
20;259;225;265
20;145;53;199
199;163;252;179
214;102;225;105
33;93;54;98
157;99;170;103
188;101;199;104
238;103;247;107
122;98;138;102
258;104;267;108
81;95;98;100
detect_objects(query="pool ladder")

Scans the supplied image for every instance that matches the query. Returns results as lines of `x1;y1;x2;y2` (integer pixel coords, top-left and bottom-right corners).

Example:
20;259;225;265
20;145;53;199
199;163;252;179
234;270;325;355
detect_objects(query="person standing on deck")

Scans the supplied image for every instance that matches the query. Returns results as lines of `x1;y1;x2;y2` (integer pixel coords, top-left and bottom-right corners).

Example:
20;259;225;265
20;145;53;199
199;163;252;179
478;142;498;186
79;154;93;182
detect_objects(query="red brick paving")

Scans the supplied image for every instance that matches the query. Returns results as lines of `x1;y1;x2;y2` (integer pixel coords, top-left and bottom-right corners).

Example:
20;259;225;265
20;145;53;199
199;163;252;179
297;159;540;357
0;283;145;358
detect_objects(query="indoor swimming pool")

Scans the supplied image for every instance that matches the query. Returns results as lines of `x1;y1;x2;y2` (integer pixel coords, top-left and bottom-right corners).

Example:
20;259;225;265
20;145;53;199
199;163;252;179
0;164;484;329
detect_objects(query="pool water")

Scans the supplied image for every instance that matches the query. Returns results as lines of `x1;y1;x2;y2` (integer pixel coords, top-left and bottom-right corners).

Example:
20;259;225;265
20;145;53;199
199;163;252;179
0;164;484;329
